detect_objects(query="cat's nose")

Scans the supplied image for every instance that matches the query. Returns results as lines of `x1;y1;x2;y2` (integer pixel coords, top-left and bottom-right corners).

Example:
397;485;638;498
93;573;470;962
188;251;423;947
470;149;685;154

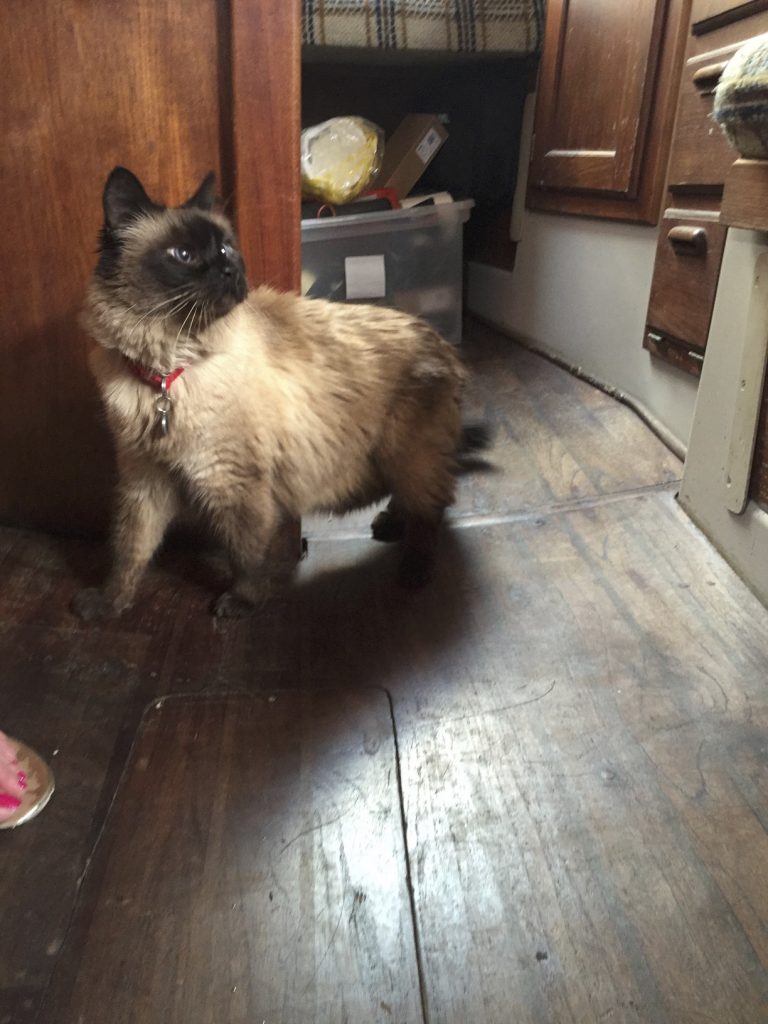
220;263;232;277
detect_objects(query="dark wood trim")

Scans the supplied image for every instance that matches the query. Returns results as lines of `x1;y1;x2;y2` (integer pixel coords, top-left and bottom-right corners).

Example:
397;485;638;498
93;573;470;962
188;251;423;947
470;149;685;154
692;0;768;34
230;0;301;293
230;0;303;560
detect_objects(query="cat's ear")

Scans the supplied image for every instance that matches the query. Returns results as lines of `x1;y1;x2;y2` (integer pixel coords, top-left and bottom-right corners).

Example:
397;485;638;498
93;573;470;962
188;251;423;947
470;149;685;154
102;167;156;228
183;171;217;212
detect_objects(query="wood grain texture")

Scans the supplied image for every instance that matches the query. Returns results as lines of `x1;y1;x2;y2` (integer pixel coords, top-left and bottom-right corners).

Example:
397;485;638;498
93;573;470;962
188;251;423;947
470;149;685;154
3;324;768;1024
388;491;768;1023
530;0;665;195
38;693;421;1024
646;209;727;349
230;0;303;562
0;0;301;540
0;0;226;535
528;0;691;223
721;159;768;230
231;0;300;292
667;40;760;189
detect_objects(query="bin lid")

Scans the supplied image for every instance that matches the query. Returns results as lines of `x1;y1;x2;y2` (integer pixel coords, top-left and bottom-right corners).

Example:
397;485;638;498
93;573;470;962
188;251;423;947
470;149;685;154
301;198;474;240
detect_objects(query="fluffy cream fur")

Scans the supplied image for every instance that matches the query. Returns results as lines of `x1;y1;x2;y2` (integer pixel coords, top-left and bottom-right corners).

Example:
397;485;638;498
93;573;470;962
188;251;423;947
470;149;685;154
74;186;469;619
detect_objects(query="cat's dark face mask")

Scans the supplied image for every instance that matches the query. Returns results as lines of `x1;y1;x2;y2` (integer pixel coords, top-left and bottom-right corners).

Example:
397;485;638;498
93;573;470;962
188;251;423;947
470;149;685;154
145;214;248;321
96;167;248;327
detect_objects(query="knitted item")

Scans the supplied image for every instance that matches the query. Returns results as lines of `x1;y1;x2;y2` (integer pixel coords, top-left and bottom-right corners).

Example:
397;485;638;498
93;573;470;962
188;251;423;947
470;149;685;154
302;0;544;55
713;33;768;159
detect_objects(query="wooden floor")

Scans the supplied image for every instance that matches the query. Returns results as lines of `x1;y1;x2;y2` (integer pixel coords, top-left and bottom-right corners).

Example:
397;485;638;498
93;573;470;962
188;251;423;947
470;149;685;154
3;321;768;1023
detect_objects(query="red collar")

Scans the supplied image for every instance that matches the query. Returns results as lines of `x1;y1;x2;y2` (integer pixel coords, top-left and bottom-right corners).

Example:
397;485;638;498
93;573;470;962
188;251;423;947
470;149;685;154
127;361;186;392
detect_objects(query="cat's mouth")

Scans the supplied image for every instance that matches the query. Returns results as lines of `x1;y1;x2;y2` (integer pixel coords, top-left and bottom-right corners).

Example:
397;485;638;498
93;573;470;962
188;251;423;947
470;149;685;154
211;291;244;318
208;274;248;319
165;282;246;330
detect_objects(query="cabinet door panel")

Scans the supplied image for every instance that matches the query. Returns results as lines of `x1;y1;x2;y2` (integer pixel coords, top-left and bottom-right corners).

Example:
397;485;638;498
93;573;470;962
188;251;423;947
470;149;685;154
531;0;667;196
528;0;690;222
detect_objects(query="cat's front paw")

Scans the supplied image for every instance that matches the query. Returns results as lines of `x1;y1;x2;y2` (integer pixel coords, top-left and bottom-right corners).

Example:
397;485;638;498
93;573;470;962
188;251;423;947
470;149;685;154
71;587;118;623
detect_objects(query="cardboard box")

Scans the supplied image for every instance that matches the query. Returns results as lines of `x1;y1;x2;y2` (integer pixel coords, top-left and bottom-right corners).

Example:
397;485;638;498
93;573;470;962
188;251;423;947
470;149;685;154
374;114;448;199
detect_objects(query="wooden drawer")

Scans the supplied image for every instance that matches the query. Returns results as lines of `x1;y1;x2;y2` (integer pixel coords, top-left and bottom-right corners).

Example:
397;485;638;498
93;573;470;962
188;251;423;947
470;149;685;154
644;208;727;374
669;9;768;189
667;46;743;188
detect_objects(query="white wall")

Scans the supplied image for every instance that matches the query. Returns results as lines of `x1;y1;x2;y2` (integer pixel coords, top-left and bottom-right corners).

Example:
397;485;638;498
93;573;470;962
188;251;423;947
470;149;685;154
467;211;700;450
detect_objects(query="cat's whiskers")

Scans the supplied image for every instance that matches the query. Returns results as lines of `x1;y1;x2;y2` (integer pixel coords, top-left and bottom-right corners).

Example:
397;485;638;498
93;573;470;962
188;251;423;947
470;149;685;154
173;297;200;353
124;289;196;343
128;288;194;322
186;302;203;348
193;301;208;337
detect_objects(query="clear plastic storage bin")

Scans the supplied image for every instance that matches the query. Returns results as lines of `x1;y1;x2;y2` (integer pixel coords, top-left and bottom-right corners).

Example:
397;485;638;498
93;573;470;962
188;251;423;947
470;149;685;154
301;199;474;344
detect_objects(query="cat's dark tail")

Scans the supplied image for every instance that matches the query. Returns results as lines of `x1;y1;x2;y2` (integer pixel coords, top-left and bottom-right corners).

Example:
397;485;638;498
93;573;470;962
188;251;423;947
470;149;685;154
453;422;494;475
457;422;494;455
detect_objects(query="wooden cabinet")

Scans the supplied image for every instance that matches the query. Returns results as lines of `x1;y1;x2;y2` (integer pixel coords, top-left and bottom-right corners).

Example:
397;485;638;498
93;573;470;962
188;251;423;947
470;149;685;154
643;1;768;373
527;0;691;223
0;0;300;535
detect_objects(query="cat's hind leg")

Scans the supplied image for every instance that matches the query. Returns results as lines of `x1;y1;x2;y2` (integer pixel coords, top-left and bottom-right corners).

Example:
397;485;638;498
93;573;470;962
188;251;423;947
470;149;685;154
385;449;458;589
371;499;406;543
204;485;278;619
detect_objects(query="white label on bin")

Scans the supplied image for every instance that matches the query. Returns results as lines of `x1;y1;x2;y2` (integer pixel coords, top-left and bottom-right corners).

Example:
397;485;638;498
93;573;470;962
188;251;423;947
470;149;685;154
416;128;442;165
344;255;386;300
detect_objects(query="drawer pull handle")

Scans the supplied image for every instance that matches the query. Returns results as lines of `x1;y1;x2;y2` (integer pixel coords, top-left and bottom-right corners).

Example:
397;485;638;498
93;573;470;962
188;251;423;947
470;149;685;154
692;61;729;93
668;225;708;254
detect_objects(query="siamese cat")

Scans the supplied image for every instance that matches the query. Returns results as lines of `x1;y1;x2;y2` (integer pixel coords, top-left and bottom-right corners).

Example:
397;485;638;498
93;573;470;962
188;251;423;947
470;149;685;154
73;167;483;620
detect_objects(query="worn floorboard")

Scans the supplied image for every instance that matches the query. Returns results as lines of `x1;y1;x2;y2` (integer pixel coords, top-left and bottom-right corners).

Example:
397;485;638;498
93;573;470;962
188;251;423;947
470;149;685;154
3;322;768;1023
37;692;422;1024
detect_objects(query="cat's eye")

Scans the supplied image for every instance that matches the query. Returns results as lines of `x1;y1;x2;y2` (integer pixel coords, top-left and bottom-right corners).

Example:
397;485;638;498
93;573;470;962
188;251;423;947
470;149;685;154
168;246;195;264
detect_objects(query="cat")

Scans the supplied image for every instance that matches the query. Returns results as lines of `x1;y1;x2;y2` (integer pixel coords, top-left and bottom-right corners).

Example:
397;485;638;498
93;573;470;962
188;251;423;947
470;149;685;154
73;167;483;620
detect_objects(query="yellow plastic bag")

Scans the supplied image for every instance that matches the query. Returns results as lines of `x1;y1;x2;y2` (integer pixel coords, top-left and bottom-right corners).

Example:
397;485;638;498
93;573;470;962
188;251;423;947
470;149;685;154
301;117;384;204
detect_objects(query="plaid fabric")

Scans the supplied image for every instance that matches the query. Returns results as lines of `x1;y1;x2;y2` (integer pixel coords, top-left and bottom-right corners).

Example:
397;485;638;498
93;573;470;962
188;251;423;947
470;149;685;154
302;0;544;55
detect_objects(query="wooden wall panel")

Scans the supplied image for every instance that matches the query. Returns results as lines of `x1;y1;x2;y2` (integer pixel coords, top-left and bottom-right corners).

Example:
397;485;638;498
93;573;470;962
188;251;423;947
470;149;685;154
0;1;225;534
0;0;301;538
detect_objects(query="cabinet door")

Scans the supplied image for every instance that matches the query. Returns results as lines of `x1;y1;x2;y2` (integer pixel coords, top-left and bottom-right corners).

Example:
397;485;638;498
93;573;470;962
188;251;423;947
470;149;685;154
0;0;300;536
528;0;690;222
